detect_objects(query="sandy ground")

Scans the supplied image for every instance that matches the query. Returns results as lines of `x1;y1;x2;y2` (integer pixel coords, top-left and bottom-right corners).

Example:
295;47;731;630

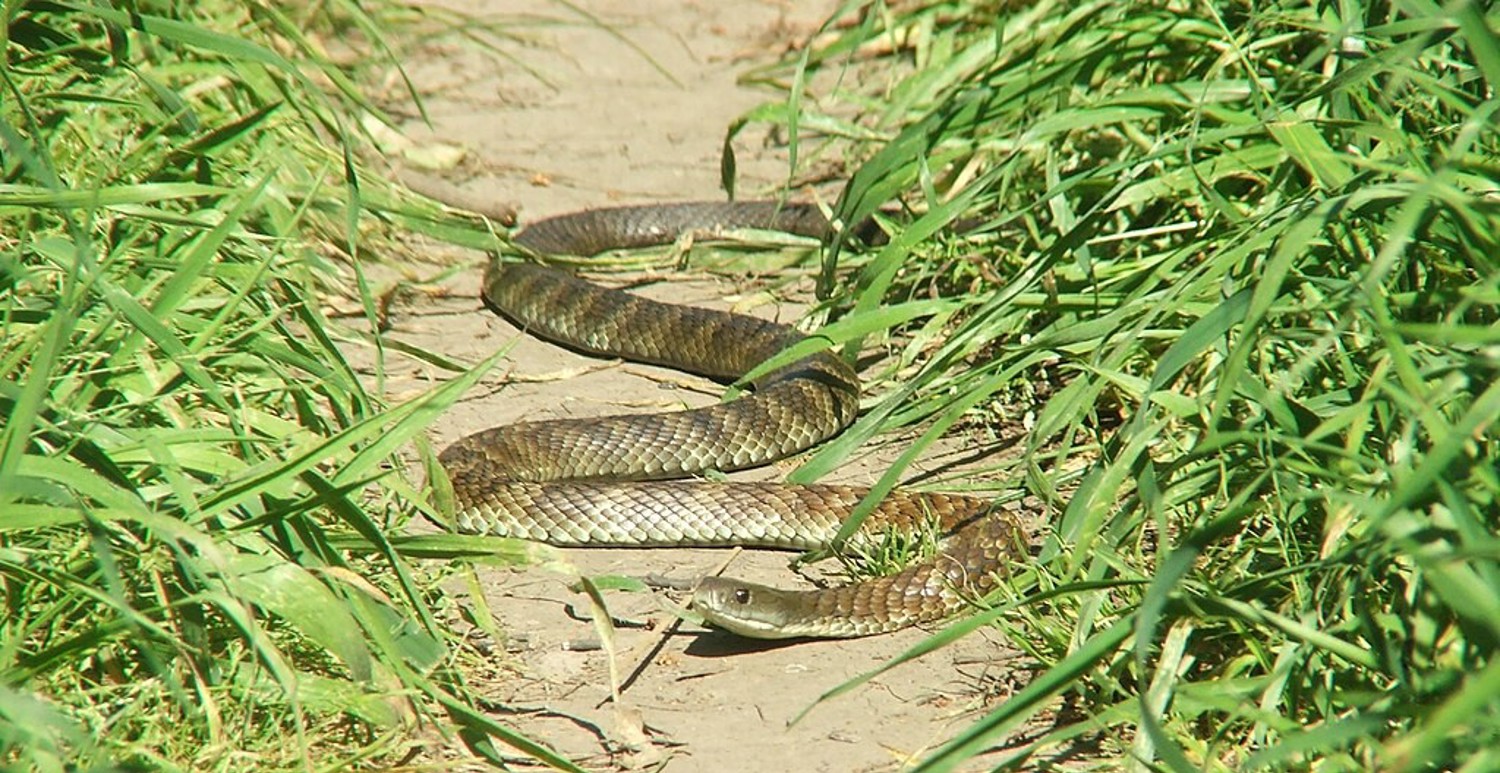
367;2;1037;770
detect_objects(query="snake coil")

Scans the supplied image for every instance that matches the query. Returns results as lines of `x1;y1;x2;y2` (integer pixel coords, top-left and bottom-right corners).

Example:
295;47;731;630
438;201;1020;638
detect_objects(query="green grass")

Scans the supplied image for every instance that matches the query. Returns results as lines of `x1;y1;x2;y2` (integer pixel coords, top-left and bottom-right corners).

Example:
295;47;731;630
0;3;572;770
735;0;1499;769
3;0;1497;771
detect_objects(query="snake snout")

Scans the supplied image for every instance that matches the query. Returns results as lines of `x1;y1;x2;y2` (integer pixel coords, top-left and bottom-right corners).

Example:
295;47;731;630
691;576;805;639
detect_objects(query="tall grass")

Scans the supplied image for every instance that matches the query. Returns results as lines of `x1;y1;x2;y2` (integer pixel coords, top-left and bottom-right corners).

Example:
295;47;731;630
5;0;1496;770
0;3;573;770
739;0;1499;769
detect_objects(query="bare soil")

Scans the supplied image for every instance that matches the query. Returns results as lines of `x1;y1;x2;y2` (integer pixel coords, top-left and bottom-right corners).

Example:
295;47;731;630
368;2;1037;770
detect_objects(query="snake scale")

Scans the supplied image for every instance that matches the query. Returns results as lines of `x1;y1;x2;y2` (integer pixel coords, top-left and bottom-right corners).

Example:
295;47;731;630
438;201;1021;638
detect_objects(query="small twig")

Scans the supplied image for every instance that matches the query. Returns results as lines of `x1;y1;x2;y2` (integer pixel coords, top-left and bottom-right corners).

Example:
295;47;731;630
396;167;519;225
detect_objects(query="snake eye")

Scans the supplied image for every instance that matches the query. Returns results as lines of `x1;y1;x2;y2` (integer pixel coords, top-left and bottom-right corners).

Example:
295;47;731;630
733;587;751;604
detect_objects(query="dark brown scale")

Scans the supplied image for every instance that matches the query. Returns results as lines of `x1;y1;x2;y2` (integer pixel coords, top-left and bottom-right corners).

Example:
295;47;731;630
510;201;833;256
438;200;1021;638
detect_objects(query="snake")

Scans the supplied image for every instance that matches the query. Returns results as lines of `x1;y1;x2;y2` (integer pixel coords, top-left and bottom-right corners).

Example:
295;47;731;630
438;201;1021;638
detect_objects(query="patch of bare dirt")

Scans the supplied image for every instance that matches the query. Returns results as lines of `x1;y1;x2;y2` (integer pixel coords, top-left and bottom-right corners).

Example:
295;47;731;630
368;2;1040;770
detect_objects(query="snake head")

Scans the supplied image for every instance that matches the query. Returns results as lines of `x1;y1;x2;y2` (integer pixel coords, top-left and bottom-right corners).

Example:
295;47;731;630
691;576;831;639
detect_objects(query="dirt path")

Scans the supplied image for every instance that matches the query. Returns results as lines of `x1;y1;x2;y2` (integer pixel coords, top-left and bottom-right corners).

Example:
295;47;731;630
378;2;1026;769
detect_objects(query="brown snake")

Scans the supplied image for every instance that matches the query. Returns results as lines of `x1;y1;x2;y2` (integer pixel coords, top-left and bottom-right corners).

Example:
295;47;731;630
438;201;1021;638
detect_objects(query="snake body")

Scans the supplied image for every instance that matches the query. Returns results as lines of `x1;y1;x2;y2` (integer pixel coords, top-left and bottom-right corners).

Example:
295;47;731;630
439;201;1019;638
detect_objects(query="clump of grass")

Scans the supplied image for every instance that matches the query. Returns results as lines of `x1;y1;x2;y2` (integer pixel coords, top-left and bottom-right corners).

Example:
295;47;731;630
741;0;1499;769
833;511;945;583
0;3;572;770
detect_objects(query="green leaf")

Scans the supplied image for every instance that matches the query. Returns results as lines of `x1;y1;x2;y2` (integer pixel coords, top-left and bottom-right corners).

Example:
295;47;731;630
223;553;374;681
